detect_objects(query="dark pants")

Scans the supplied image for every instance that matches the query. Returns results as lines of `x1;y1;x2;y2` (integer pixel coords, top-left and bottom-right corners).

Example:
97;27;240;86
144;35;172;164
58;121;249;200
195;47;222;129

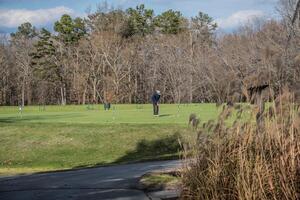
153;103;159;115
104;103;111;110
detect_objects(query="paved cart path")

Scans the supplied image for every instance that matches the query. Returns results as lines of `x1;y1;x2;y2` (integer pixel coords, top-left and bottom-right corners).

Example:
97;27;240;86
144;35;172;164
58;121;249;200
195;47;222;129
0;160;181;200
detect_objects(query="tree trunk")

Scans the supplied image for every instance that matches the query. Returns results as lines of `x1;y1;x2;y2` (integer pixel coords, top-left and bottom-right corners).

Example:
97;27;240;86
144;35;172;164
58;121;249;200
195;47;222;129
92;80;96;103
26;82;31;105
21;81;25;107
135;74;138;103
60;86;66;105
189;75;193;103
128;73;132;103
64;86;66;105
82;88;86;105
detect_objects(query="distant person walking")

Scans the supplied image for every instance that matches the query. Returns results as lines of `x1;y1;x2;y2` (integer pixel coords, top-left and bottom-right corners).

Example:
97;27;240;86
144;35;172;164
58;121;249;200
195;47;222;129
151;90;161;116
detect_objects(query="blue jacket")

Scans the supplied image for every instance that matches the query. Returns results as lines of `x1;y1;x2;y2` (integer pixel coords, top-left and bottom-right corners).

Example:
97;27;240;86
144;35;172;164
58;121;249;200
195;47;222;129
151;93;161;104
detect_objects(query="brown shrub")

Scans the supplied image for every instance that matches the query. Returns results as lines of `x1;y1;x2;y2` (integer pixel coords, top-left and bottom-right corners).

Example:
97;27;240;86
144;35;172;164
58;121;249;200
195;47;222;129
181;97;300;200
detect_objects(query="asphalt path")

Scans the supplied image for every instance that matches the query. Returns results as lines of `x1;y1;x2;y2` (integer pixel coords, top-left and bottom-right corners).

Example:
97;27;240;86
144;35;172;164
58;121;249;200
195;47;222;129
0;160;181;200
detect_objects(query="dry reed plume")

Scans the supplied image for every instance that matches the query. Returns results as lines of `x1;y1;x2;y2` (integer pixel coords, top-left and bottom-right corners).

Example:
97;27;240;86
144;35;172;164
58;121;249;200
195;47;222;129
181;90;300;200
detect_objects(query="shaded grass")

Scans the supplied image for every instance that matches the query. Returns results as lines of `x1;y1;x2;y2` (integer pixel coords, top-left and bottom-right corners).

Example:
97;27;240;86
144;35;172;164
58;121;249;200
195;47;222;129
0;122;189;175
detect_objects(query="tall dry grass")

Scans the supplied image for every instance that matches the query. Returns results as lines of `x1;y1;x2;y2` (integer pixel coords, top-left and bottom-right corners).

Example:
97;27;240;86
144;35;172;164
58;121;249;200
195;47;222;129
181;92;300;200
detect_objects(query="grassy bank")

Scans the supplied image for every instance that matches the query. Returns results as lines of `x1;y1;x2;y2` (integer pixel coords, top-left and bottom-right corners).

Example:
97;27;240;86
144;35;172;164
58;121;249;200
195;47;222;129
0;123;188;175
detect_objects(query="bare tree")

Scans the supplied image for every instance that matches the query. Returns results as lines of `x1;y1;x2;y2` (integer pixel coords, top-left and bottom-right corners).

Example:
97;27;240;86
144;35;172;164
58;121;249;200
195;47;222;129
11;37;34;106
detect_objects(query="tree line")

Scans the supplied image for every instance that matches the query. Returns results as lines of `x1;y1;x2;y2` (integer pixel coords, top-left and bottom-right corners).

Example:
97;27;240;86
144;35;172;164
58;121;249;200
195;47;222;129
0;0;299;106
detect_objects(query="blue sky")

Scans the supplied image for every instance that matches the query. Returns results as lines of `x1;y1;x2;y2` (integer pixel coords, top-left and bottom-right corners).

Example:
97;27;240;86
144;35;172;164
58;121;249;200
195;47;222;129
0;0;279;33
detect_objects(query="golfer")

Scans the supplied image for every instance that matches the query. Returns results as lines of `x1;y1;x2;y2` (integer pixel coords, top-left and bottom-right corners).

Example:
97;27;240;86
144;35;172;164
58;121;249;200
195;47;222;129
151;90;161;116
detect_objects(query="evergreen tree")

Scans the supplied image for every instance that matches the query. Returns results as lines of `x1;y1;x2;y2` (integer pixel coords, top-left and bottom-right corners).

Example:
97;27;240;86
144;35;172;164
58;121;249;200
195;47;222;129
190;12;217;39
54;14;86;45
122;4;155;37
11;22;37;39
53;15;86;105
31;28;58;82
155;10;185;34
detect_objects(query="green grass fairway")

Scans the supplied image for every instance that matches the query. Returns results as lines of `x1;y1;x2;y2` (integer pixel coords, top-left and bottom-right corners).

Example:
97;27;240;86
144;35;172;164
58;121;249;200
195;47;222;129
0;104;219;175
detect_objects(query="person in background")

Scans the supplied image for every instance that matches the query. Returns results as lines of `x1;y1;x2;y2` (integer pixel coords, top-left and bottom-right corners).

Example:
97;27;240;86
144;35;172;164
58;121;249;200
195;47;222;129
104;91;113;111
151;90;161;116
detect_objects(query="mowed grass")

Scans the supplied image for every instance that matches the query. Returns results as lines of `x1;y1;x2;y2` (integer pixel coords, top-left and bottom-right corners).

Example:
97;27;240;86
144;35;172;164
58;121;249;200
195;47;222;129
0;104;219;175
0;104;218;124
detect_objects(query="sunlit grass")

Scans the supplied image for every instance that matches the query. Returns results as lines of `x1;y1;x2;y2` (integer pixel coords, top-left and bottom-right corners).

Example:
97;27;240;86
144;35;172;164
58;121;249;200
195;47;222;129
0;104;221;176
0;103;219;124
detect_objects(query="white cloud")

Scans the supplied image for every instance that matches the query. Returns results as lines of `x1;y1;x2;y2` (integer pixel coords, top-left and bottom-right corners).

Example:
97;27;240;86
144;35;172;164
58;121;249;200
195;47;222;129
251;0;277;5
216;10;266;29
0;6;74;28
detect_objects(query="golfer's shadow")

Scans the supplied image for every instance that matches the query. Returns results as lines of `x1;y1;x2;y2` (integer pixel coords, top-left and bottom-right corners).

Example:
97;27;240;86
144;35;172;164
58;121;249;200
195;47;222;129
158;114;171;117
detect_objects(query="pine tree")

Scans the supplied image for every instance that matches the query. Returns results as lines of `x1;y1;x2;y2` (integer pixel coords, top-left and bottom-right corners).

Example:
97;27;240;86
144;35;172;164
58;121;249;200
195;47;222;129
10;22;37;39
54;14;86;45
122;4;155;37
190;12;217;42
155;10;185;34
